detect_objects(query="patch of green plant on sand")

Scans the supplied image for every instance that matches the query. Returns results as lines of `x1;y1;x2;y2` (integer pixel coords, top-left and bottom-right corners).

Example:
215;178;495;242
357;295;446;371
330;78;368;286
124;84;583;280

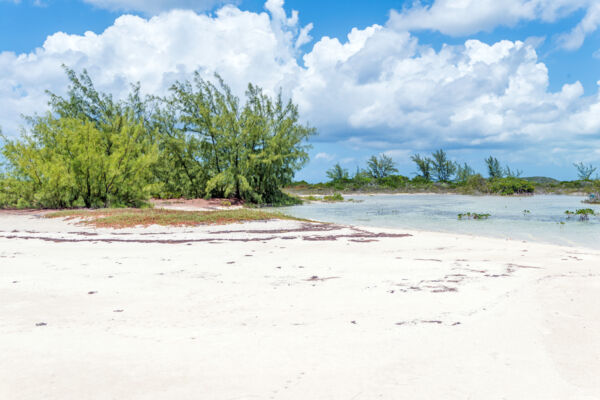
322;193;345;202
45;208;304;228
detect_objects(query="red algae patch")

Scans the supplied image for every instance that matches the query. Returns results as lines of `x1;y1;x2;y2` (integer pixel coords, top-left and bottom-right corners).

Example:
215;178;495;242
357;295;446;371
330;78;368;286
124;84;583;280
44;208;301;228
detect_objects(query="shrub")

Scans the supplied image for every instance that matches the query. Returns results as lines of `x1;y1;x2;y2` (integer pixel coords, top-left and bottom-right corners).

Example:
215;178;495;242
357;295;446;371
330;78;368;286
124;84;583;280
411;175;431;185
323;193;344;202
377;175;410;189
565;208;596;221
1;116;157;208
489;177;534;195
461;174;488;193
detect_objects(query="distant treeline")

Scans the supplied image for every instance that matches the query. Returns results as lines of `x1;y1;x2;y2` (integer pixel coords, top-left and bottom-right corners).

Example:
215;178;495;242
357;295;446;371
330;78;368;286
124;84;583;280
290;152;600;196
0;67;315;209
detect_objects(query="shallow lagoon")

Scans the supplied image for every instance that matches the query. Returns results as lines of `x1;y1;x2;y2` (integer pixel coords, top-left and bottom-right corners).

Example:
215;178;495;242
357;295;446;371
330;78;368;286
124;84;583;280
283;194;600;249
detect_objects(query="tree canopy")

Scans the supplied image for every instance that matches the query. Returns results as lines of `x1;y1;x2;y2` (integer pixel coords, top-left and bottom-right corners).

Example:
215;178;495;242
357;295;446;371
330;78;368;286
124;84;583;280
0;67;315;208
366;154;398;179
326;163;349;182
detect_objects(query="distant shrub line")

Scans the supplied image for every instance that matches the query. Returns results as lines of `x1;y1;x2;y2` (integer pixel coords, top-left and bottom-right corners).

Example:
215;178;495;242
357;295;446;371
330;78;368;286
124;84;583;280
290;151;598;196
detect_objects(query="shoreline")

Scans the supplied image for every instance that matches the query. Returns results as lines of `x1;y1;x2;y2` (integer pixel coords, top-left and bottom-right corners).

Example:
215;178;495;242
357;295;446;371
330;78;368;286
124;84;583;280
2;213;600;399
296;191;593;198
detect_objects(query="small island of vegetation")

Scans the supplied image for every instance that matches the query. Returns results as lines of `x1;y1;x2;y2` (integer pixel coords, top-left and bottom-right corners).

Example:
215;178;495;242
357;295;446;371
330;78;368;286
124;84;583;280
287;152;600;198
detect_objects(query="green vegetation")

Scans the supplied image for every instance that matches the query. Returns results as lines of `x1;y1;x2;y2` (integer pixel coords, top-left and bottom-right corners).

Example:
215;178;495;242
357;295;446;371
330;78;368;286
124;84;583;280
326;163;349;182
45;208;302;228
573;162;597;181
366;154;398;179
1;91;157;208
2;68;598;209
322;193;344;202
488;177;534;195
410;154;432;181
0;67;314;209
304;195;319;201
565;208;596;221
287;152;599;197
458;212;491;220
430;149;456;182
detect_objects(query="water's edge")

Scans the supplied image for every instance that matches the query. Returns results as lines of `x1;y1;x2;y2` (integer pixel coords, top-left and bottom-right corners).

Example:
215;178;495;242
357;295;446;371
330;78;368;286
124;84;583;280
283;194;600;249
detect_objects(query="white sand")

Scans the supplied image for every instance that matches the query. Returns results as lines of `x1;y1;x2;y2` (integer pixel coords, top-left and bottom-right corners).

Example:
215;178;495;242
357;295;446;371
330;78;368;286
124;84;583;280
1;213;599;399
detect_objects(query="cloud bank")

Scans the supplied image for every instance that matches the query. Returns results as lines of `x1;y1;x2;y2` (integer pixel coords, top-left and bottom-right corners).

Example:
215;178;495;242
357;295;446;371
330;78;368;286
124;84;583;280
389;0;599;50
1;0;600;170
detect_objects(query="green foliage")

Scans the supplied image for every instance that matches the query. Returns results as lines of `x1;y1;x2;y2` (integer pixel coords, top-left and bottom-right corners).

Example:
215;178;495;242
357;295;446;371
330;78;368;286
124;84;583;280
326;163;349;182
522;176;559;184
459;174;488;193
455;162;476;183
1;78;158;209
410;175;431;185
323;193;344;202
377;175;410;189
0;68;314;208
411;154;432;181
410;150;457;182
163;74;315;204
265;191;304;206
366;154;398;179
458;212;491;220
573;162;597;181
485;156;503;179
352;167;373;186
565;208;596;221
430;149;456;182
489;177;534;195
504;165;523;178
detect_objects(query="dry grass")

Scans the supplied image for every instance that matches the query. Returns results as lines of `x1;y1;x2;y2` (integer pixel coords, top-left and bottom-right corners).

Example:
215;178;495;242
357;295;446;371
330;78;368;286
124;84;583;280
45;208;302;228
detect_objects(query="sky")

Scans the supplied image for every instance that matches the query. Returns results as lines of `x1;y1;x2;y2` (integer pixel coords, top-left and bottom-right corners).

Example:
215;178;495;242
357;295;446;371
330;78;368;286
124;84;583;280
1;0;600;181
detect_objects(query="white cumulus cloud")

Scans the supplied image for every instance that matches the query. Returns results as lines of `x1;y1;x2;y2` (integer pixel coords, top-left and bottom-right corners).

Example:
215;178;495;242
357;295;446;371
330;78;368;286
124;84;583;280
388;0;597;50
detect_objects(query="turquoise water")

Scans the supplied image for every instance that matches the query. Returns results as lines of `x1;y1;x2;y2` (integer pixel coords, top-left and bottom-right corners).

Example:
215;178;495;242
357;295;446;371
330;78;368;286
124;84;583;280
283;194;600;249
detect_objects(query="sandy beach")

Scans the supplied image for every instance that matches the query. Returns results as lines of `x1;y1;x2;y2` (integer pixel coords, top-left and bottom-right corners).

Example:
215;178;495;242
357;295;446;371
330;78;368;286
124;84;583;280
1;211;600;399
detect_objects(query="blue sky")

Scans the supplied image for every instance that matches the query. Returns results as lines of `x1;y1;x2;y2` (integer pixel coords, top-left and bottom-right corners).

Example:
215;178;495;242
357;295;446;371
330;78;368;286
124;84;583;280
1;0;600;181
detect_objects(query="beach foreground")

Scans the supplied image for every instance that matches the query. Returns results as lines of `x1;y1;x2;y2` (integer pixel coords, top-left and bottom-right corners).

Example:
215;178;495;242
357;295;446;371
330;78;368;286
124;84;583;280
1;212;599;399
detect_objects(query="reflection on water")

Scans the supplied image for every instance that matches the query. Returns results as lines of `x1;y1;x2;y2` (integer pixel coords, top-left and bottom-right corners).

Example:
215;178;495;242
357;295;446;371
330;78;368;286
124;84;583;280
282;194;600;249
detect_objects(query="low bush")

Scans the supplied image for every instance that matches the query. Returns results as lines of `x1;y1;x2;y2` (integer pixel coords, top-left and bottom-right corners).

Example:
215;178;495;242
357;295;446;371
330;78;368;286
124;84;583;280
377;175;410;189
323;193;344;202
489;178;534;195
565;208;596;221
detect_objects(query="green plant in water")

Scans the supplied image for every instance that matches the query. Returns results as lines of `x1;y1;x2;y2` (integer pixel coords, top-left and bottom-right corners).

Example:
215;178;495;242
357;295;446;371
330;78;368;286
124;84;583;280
458;212;491;220
565;208;596;221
